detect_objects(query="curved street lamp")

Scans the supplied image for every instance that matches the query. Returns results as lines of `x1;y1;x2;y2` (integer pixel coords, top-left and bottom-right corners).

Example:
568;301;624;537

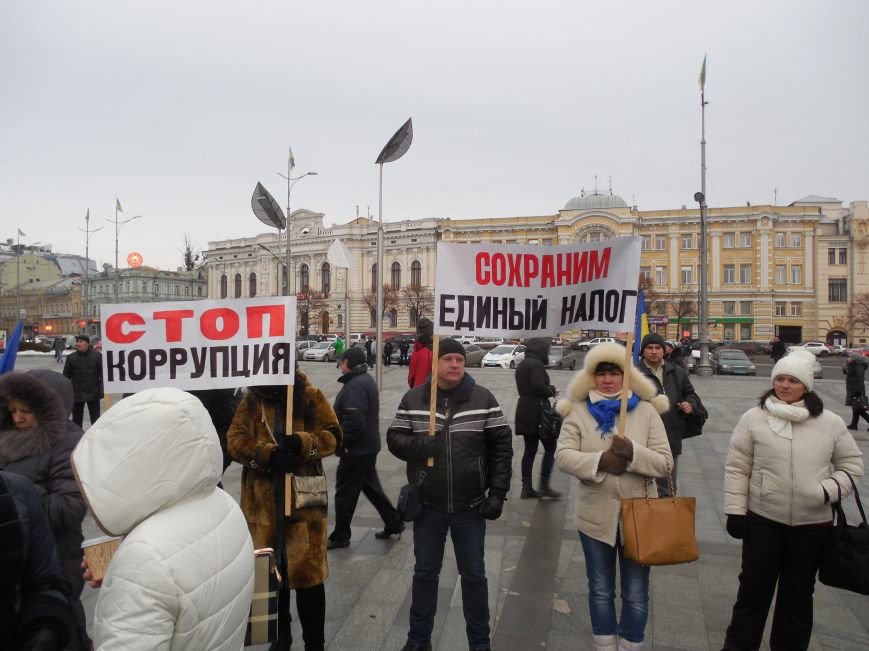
276;170;318;298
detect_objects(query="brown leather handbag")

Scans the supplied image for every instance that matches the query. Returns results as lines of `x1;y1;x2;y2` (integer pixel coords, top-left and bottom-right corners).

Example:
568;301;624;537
620;463;699;566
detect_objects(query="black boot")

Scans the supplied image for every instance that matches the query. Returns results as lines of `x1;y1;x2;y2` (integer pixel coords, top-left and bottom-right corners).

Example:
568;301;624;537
269;590;292;650
538;474;562;499
521;476;539;499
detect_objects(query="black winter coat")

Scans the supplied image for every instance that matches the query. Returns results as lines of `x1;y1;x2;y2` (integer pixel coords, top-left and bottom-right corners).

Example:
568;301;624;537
333;364;381;457
637;360;700;455
0;371;87;592
386;374;513;512
514;343;556;437
844;357;868;399
62;346;103;401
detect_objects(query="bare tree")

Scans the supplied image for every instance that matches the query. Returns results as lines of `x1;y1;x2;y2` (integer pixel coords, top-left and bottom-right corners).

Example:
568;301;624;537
296;291;329;336
847;292;869;331
180;234;201;271
362;285;400;325
402;283;434;322
638;274;663;316
667;286;697;334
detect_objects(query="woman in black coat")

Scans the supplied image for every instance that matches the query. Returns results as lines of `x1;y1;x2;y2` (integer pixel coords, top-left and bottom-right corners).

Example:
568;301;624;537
843;353;869;430
514;337;560;499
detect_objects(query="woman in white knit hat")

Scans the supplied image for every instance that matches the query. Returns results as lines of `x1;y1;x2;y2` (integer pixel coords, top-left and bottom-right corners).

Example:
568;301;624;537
554;343;672;651
721;349;863;651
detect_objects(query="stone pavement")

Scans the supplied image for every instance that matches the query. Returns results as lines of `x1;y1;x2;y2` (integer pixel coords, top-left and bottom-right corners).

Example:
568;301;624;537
78;362;869;650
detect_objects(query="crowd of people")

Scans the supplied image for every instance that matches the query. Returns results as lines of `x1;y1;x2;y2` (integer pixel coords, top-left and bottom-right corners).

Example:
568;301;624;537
0;322;863;651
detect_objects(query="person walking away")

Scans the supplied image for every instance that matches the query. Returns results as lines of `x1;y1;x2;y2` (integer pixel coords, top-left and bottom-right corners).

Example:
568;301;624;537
636;332;702;496
721;350;863;651
843;352;869;430
399;339;410;365
0;370;90;649
554;343;672;651
383;339;394;366
72;388;255;650
770;336;786;364
514;337;561;499
664;341;685;369
407;318;434;389
328;348;403;549
370;337;378;367
387;337;513;651
228;370;341;651
364;337;373;366
53;337;64;364
62;335;102;428
0;471;74;651
334;335;344;369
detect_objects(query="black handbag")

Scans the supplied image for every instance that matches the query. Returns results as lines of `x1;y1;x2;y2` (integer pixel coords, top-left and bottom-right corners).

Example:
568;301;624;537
397;471;426;522
818;473;869;595
538;399;563;444
681;396;708;439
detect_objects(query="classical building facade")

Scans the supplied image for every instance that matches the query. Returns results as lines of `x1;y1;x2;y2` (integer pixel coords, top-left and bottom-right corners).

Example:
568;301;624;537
205;193;869;345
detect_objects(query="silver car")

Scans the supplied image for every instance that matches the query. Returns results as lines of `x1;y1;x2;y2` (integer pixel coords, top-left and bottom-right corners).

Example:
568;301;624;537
303;342;337;362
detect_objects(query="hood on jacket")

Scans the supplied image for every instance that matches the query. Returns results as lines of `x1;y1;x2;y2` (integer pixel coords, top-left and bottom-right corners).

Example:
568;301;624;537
0;371;68;465
556;342;670;417
524;337;551;363
27;369;75;416
72;387;223;537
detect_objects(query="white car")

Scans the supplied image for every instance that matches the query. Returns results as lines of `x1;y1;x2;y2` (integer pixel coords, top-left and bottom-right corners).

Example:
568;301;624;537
481;344;527;369
573;337;619;352
787;341;832;357
303;342;337;362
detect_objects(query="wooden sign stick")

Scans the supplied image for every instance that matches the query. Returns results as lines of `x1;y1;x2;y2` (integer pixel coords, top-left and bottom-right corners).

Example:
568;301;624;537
426;335;440;467
616;332;635;439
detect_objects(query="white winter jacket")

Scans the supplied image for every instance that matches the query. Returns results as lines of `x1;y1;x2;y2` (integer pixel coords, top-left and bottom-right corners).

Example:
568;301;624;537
724;405;863;526
72;388;254;651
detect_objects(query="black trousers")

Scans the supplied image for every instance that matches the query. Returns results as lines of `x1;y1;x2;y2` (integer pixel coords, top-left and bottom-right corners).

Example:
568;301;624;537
277;583;325;648
71;399;100;428
723;514;830;651
330;454;401;542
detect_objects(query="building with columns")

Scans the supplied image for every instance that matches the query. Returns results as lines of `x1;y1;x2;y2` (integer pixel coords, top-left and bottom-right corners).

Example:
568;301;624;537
205;193;869;345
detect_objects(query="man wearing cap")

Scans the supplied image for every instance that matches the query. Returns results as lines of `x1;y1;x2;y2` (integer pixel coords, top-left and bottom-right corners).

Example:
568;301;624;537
387;337;513;651
637;332;703;496
328;347;403;549
62;334;103;428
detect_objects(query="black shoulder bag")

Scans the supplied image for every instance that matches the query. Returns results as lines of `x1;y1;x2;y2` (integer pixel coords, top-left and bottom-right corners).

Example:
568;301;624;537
397;471;426;522
818;473;869;595
538;398;563;444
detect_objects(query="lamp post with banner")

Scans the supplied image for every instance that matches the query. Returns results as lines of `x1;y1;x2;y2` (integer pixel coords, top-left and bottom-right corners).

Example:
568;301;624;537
78;209;102;333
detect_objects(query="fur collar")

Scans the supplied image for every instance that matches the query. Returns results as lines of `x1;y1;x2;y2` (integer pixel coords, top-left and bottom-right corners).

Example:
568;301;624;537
0;373;68;465
556;342;670;417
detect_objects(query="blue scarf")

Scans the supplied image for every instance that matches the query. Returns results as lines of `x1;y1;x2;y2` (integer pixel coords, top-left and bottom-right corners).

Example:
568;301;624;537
587;394;640;438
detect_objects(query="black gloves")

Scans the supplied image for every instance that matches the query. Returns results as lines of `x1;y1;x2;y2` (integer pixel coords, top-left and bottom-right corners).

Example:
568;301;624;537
416;435;442;461
269;436;302;473
726;514;747;539
598;451;628;475
609;436;634;461
479;494;505;520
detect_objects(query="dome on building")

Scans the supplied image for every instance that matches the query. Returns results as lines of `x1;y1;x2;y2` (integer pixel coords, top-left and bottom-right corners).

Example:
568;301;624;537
563;192;628;211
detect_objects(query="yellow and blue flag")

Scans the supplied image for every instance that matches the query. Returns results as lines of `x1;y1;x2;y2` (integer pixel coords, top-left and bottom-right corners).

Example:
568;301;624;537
116;198;123;213
699;54;707;91
0;321;24;375
632;290;649;363
288;147;296;171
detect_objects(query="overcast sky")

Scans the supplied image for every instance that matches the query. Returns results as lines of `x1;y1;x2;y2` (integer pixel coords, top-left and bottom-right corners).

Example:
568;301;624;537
2;1;867;271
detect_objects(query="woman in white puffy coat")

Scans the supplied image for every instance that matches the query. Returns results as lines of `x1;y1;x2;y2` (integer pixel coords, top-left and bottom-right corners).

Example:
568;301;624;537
721;350;863;651
555;343;672;651
72;387;255;650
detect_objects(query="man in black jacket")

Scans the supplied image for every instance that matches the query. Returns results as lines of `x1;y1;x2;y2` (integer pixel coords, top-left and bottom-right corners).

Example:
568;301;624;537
62;335;103;428
328;348;403;549
387;337;512;651
637;332;702;496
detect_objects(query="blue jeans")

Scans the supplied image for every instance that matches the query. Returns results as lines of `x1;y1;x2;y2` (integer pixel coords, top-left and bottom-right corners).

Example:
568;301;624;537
579;531;650;644
408;506;490;649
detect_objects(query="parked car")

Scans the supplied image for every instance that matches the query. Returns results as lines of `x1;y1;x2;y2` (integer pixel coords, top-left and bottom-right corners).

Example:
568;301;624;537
717;341;767;356
787;341;832;357
831;344;848;356
476;337;504;350
302;342;337;362
296;340;319;355
481;344;527;369
547;345;578;370
846;346;869;358
571;337;619;352
450;335;479;345
710;348;757;376
387;335;416;365
462;344;486;367
813;357;823;379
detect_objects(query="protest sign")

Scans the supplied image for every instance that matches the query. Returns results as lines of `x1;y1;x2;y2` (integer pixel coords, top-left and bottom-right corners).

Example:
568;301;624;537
101;296;297;393
434;238;642;337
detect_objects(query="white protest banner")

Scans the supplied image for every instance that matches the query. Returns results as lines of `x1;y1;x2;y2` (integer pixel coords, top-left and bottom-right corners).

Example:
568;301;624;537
434;238;642;338
101;296;296;393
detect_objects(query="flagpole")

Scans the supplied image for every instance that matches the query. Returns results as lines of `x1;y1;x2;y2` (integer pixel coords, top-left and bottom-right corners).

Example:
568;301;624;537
15;229;22;325
375;162;384;391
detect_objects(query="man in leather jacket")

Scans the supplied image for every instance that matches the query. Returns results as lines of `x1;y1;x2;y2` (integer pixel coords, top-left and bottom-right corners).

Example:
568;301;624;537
387;337;512;651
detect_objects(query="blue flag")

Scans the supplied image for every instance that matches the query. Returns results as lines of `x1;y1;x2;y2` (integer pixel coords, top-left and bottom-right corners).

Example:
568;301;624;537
0;320;24;375
632;291;648;364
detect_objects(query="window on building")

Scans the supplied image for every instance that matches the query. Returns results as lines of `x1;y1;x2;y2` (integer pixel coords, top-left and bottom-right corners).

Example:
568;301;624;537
234;274;242;298
411;260;421;286
724;264;735;284
370;263;378;290
790;232;802;248
740;301;752;315
790;303;802;317
681;265;693;284
829;248;837;265
739;264;752;284
829;278;847;302
775;232;786;247
249;273;257;298
740;324;752;339
775;302;786;316
220;275;227;298
299;264;309;292
641;235;651;251
388;309;397;327
654;235;666;250
775;264;787;284
337;314;343;328
739;233;752;248
723;232;735;248
723;301;736;315
409;307;419;326
655;303;666;315
154;282;160;296
391;262;401;290
197;287;203;297
185;286;190;296
175;285;179;296
655;266;667;286
840;248;848;265
142;281;147;292
640;266;651;281
723;325;735;340
791;265;802;285
321;262;331;294
681;234;694;250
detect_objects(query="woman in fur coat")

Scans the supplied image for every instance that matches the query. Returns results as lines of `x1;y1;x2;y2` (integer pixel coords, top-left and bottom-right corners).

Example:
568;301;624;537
228;368;342;651
554;343;672;651
0;370;90;650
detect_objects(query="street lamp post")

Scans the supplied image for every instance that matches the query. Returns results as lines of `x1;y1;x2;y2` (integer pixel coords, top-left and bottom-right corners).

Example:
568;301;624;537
78;209;103;333
256;243;287;297
107;202;142;303
276;167;318;298
695;191;712;376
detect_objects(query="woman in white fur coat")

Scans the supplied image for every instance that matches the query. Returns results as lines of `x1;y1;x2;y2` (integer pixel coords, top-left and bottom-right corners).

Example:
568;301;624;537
555;343;672;651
